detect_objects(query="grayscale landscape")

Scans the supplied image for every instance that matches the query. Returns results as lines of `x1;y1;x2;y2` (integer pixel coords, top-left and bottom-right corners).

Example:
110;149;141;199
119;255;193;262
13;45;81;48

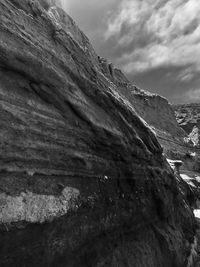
0;0;200;266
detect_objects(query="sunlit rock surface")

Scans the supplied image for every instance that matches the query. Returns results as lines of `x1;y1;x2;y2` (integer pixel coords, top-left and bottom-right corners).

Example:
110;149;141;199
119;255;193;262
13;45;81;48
174;103;200;148
0;1;196;266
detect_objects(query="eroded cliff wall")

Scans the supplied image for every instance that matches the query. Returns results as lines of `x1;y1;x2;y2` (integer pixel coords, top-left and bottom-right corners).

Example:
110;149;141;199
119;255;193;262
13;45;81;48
0;1;196;266
174;103;200;147
97;52;186;157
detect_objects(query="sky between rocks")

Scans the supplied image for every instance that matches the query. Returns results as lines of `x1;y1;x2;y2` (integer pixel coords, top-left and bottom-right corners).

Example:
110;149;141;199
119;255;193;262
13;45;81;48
59;0;200;104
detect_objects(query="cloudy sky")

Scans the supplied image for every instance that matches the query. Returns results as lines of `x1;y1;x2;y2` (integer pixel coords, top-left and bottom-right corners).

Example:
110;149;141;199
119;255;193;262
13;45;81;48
60;0;200;104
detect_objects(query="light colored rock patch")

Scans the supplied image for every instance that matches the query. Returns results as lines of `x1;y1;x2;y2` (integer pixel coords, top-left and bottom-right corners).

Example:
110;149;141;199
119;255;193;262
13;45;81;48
194;209;200;219
0;187;80;224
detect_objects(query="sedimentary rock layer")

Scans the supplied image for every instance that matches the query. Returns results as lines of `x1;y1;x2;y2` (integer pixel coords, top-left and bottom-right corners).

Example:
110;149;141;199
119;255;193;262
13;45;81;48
0;1;196;266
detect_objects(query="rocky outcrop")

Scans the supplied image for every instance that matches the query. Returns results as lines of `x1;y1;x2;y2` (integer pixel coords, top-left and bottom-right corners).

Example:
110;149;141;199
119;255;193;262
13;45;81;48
97;59;185;143
174;103;200;147
117;87;185;139
172;104;200;177
0;1;196;266
96;55;186;158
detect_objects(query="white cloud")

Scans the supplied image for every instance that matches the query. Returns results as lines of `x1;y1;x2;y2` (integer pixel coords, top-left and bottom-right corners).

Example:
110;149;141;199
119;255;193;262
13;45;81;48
183;88;200;102
60;0;69;10
105;0;200;74
177;67;196;82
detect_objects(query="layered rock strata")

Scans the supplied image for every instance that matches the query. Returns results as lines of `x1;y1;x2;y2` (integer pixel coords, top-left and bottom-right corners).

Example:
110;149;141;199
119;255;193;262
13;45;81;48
96;56;187;159
0;1;196;266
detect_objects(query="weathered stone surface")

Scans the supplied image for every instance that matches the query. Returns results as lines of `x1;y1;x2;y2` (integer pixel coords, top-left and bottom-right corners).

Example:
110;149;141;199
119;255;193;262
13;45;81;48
174;103;200;148
97;55;187;160
0;1;196;266
0;187;79;223
171;104;200;176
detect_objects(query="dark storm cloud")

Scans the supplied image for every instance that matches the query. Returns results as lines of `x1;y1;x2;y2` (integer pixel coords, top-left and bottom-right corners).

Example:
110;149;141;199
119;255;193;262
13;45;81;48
60;0;200;104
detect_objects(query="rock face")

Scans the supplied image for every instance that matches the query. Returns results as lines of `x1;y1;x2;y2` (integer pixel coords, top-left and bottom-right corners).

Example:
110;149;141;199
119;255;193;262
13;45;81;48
174;103;200;147
173;104;200;266
172;103;200;173
0;1;196;266
97;58;185;142
96;55;186;158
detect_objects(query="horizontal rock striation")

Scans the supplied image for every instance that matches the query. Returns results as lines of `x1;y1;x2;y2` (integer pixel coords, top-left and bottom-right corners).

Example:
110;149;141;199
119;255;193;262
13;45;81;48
0;1;196;266
96;53;186;158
